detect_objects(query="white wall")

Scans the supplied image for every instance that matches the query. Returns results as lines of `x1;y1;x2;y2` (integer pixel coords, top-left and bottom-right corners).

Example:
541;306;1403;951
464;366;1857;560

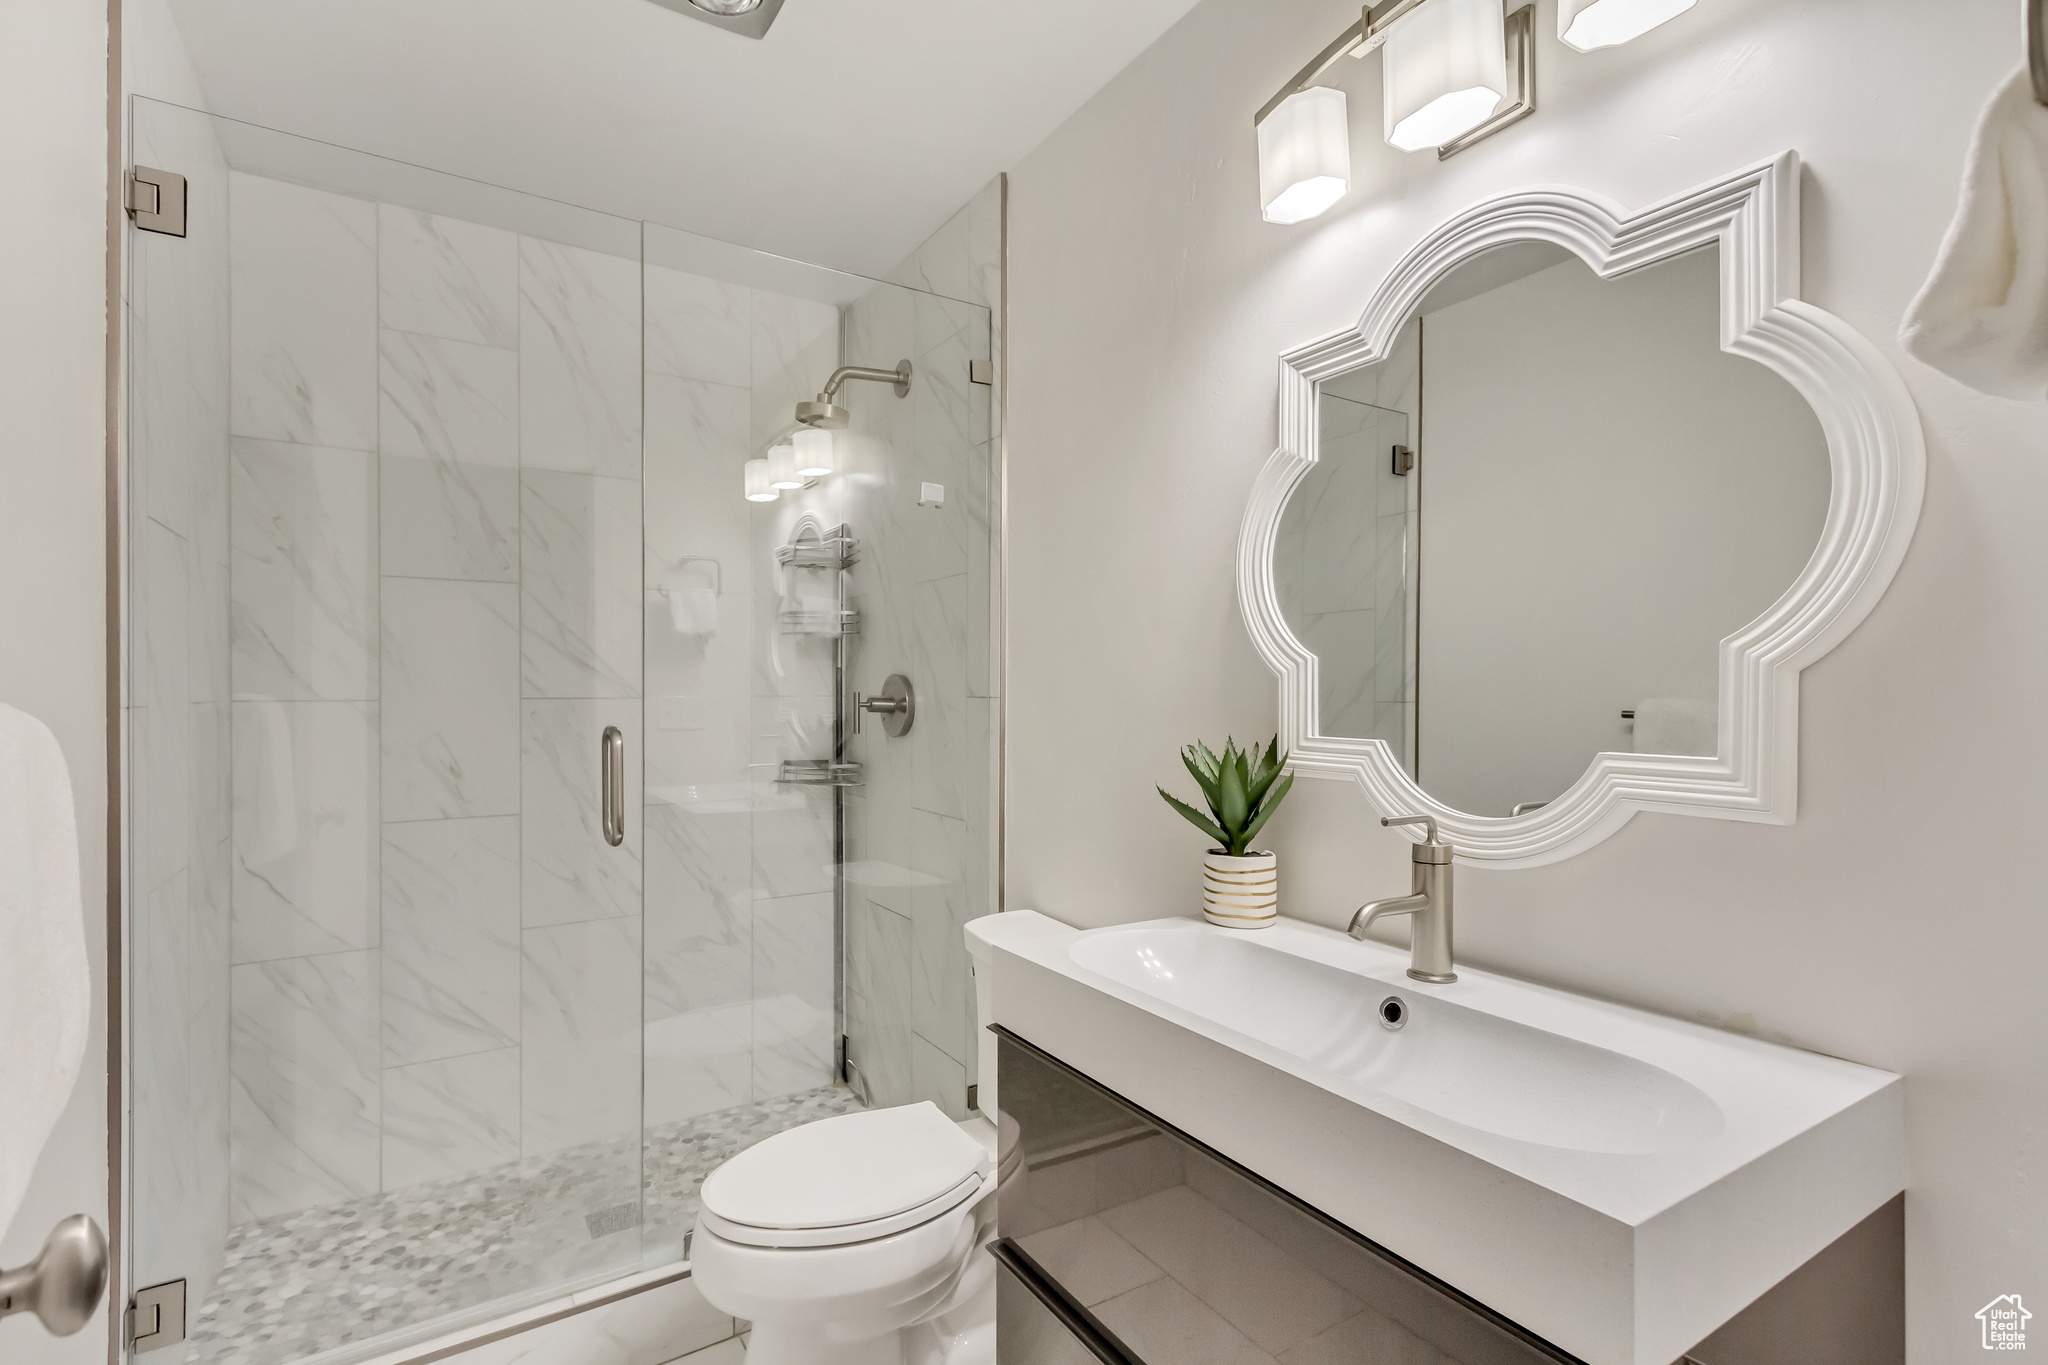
0;2;109;1364
1004;0;2048;1358
1416;248;1829;815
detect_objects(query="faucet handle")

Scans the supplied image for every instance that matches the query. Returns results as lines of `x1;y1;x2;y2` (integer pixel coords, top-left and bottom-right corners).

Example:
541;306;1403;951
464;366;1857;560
1384;814;1452;864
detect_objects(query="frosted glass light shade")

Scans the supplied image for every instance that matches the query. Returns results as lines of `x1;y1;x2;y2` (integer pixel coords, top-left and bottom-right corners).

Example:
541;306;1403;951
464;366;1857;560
1558;0;1696;50
768;440;803;489
744;458;778;501
1382;0;1507;152
793;427;834;478
1257;87;1351;225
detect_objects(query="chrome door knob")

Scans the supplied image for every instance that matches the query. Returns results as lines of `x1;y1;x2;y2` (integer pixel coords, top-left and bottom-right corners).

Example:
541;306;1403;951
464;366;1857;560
0;1214;108;1337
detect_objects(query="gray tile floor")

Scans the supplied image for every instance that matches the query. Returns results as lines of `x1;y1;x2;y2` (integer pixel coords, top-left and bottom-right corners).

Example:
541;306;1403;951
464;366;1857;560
182;1087;865;1365
1018;1184;1465;1365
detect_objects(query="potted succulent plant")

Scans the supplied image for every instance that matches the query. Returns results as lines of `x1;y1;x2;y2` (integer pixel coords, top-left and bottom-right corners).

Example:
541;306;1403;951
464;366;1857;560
1158;736;1295;930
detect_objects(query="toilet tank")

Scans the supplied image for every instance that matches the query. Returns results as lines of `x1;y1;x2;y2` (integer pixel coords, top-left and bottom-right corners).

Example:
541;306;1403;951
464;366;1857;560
964;915;1002;1116
964;911;1072;1121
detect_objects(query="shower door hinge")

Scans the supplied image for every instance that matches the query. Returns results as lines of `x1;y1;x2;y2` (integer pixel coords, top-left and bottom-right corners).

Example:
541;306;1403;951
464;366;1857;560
1391;444;1414;476
126;167;187;237
127;1279;186;1353
968;359;994;386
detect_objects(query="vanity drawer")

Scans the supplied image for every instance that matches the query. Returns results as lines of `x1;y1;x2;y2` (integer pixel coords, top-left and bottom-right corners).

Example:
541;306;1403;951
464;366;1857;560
993;1239;1143;1365
994;1028;1585;1365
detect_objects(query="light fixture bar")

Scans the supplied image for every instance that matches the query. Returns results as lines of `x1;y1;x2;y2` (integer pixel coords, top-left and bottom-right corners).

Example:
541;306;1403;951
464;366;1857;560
1253;0;1441;128
1255;15;1365;128
1256;0;1535;156
1436;4;1535;160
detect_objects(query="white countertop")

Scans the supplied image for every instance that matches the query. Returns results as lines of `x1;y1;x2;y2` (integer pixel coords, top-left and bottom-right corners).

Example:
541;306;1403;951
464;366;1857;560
985;910;1905;1365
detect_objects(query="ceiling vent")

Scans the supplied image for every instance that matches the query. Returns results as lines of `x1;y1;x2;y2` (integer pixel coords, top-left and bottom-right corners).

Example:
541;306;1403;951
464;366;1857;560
646;0;787;40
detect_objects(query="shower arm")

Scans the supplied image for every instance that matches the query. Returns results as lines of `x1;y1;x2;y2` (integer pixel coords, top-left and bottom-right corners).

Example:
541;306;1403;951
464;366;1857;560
796;359;912;429
819;361;913;401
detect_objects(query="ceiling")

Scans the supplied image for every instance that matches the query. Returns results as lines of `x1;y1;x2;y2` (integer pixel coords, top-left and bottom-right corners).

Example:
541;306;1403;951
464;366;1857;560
164;0;1205;278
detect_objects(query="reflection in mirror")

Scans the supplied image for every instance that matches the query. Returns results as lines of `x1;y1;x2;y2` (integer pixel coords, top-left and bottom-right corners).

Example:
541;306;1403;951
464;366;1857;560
1274;321;1419;769
1276;243;1830;817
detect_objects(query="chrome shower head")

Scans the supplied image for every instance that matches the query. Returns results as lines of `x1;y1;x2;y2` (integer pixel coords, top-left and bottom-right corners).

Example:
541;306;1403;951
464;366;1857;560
795;398;849;430
795;360;912;430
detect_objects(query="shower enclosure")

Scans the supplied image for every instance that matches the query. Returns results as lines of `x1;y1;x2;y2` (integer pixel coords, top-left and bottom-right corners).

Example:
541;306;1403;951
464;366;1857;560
124;97;997;1365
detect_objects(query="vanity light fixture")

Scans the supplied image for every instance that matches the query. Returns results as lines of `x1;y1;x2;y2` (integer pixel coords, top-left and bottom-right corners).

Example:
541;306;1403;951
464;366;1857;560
1256;0;1695;222
1253;0;1535;227
793;426;835;478
1259;88;1352;224
1383;0;1508;151
767;439;804;490
744;458;778;502
1557;0;1696;51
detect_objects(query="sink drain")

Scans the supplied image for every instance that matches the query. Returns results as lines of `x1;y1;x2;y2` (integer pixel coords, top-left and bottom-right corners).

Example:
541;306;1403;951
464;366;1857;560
1379;996;1407;1030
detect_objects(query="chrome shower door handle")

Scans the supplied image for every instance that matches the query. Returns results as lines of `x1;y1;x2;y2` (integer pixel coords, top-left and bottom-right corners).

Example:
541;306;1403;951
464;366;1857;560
601;725;625;847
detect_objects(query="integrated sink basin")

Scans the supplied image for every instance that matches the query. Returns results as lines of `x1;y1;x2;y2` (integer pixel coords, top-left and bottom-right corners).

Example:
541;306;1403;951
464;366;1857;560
983;911;1904;1365
1071;925;1725;1155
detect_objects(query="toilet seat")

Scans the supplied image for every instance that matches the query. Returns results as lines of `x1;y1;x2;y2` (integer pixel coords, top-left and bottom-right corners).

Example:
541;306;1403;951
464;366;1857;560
698;1102;994;1250
699;1170;989;1248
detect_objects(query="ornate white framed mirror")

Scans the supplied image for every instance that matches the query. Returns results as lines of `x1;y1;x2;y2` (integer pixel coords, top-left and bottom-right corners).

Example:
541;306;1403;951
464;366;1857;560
1239;154;1925;866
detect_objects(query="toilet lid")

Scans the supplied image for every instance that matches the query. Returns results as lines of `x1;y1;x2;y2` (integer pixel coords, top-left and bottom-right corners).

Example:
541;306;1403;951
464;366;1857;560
700;1102;992;1233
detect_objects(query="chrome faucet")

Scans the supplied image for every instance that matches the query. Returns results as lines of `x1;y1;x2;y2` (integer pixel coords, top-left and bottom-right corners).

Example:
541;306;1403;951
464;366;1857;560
1348;815;1456;983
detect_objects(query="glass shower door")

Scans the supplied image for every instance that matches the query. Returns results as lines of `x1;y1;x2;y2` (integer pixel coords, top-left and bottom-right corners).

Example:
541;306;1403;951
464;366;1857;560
125;98;647;1365
634;224;997;1258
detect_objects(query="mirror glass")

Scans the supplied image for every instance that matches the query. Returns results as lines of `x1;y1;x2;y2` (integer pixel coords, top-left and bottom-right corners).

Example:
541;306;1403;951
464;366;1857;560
1274;243;1830;817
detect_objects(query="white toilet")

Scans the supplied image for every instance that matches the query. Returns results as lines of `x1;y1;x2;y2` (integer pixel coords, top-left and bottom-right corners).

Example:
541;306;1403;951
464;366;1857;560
688;920;1012;1365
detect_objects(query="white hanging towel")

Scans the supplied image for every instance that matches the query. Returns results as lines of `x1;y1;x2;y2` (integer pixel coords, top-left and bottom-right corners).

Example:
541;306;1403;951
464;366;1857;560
666;588;719;637
1900;68;2048;399
0;703;90;1240
658;560;720;638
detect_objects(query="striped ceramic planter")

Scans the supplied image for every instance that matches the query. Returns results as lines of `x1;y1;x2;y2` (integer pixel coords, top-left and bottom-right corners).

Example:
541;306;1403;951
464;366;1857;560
1201;850;1278;929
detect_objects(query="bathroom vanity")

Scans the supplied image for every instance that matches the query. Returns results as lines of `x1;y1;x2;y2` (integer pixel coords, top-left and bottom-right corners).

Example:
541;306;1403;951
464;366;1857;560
985;911;1904;1365
992;1028;1583;1365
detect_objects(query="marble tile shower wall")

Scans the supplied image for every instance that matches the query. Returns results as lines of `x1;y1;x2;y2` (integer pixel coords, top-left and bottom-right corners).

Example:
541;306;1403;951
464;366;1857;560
129;100;235;1308
639;262;844;1137
843;182;1001;1120
223;171;647;1225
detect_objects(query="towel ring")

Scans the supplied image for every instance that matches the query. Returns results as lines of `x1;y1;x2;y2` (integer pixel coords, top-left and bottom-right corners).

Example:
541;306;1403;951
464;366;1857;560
2031;0;2048;106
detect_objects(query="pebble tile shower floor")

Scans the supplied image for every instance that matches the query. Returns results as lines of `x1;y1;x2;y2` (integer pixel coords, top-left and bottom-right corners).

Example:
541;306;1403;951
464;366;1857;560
180;1087;865;1365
